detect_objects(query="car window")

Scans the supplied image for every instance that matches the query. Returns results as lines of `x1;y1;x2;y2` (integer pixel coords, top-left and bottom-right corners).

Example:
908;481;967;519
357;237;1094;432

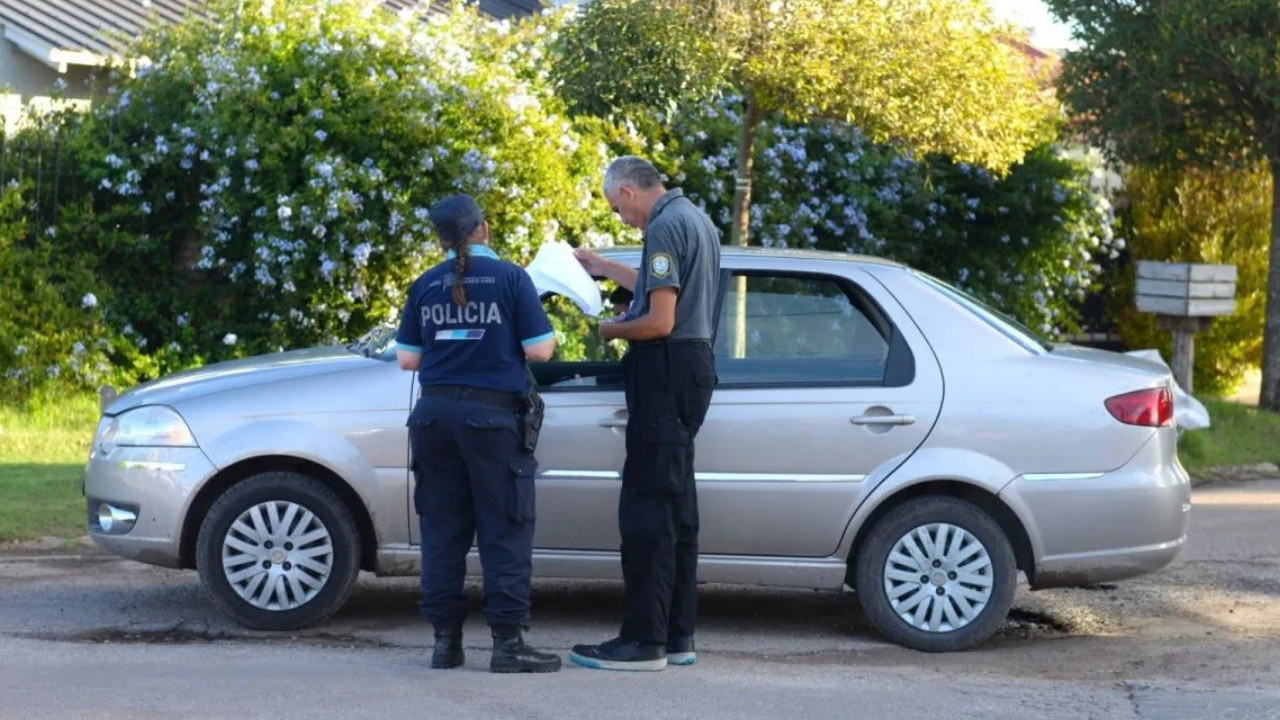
531;290;627;390
713;273;891;386
911;270;1051;353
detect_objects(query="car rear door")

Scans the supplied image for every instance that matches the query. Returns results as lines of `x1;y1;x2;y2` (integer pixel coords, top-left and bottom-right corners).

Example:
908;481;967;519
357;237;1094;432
692;259;944;558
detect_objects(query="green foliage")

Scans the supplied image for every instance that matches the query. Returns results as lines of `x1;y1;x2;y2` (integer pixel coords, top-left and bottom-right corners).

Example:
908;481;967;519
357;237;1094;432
0;183;147;401
1048;0;1280;170
56;0;625;367
1108;162;1269;395
552;0;1046;174
646;98;1119;336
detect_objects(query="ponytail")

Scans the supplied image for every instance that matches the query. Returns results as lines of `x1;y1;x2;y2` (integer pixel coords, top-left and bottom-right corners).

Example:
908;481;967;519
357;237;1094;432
451;237;468;307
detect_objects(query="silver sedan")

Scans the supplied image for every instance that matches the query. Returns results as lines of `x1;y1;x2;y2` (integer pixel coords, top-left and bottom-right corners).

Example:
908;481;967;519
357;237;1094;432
83;246;1191;652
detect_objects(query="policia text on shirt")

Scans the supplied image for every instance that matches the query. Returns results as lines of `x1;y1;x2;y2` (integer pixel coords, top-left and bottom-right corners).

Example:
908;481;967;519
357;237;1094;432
394;193;561;674
569;156;722;672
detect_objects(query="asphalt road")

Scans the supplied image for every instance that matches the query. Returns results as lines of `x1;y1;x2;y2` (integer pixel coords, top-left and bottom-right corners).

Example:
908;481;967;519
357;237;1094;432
2;480;1278;720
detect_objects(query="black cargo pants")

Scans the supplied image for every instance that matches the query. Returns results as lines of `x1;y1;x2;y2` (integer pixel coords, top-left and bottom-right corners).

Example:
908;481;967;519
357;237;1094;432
408;388;538;632
618;339;716;646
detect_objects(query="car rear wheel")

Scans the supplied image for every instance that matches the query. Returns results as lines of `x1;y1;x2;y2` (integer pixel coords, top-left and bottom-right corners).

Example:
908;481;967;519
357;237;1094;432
855;495;1016;652
196;471;361;631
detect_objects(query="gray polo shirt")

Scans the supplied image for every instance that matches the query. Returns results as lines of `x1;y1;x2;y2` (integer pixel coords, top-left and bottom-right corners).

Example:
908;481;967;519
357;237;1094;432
626;188;721;341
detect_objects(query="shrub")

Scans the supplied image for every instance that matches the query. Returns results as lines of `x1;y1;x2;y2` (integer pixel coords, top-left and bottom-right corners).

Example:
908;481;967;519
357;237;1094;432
0;183;147;400
56;0;626;369
1108;162;1269;395
641;96;1121;337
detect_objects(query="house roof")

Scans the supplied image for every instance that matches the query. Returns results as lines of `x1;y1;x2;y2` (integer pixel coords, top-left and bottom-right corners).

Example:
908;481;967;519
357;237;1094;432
0;0;543;72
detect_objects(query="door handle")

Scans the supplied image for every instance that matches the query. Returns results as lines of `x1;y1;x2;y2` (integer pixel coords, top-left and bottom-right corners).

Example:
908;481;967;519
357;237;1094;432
851;414;916;426
598;411;628;429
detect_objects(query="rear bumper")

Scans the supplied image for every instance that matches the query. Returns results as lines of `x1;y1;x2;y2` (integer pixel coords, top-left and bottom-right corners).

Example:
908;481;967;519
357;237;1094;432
1000;429;1191;588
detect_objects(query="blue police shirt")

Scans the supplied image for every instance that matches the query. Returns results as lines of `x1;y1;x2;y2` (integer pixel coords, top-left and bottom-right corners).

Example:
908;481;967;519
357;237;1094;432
395;245;553;394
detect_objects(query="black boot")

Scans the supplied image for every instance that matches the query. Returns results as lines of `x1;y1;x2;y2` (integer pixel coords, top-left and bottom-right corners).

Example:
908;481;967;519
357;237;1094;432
431;627;464;669
489;625;562;674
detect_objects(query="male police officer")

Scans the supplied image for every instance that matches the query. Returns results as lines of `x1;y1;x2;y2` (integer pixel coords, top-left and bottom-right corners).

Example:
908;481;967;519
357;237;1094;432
569;156;720;671
395;193;562;674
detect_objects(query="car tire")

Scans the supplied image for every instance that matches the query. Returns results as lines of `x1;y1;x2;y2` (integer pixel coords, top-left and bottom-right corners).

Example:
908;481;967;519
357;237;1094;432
196;471;361;631
854;495;1017;652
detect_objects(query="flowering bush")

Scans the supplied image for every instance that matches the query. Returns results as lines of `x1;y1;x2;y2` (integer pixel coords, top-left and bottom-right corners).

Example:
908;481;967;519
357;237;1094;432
648;96;1121;337
0;183;153;400
58;0;624;366
4;0;1121;404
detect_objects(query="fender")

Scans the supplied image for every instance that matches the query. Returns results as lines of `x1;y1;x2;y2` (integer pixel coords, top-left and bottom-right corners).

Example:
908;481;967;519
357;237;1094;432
834;446;1044;566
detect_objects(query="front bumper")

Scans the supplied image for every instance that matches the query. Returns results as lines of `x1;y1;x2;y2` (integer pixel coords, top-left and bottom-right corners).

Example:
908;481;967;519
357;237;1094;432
1001;430;1192;588
84;446;219;568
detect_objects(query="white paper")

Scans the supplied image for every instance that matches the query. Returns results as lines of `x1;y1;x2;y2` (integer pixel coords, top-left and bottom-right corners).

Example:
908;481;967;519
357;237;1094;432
525;240;604;317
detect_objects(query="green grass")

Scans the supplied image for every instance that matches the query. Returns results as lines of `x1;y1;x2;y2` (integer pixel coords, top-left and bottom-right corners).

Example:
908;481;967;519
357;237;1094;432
1178;397;1280;471
0;392;1276;543
0;393;99;543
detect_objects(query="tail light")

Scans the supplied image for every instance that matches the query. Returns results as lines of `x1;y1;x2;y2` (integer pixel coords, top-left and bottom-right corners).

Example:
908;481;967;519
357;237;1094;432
1105;387;1174;427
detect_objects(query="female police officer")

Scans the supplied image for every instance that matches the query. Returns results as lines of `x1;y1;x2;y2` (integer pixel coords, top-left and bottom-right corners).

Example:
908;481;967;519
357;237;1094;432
394;193;562;674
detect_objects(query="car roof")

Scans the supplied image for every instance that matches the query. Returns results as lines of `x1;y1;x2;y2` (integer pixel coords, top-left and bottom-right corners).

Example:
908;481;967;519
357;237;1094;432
595;243;906;269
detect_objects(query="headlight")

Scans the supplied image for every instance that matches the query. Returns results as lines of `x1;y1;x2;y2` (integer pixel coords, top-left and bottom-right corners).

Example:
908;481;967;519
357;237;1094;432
97;406;197;455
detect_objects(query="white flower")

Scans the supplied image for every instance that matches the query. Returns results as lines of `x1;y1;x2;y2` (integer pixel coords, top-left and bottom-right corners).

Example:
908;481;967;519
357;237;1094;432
223;333;237;345
352;242;373;266
314;129;327;142
176;314;188;327
140;202;152;215
13;345;28;356
81;293;98;309
277;206;292;221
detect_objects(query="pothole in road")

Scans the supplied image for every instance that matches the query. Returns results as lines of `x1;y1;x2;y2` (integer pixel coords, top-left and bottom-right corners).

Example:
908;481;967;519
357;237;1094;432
25;626;400;649
997;608;1076;638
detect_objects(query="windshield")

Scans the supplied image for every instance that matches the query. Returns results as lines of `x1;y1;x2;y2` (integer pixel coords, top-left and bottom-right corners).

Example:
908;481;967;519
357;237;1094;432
911;271;1054;353
345;324;398;359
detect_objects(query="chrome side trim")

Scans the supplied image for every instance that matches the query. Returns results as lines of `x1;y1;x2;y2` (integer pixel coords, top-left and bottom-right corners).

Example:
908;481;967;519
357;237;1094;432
538;470;865;483
1020;472;1105;482
375;545;850;588
117;461;188;472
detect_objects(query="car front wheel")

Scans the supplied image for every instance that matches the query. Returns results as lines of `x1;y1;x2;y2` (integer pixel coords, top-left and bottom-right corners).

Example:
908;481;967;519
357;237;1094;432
195;471;361;631
855;495;1017;652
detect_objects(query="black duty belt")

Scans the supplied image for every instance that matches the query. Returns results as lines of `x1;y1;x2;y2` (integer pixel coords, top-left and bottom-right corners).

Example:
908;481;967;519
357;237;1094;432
421;384;524;411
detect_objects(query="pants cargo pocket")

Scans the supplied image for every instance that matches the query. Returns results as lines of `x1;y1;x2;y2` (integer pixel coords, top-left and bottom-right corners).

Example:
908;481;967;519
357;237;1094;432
509;456;538;523
627;414;690;498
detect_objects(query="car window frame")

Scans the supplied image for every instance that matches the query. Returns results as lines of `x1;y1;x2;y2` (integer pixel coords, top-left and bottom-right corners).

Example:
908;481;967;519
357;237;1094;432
709;267;915;390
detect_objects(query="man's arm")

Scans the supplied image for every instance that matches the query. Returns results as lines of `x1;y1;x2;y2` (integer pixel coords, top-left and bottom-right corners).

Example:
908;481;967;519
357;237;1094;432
575;248;638;292
600;287;676;341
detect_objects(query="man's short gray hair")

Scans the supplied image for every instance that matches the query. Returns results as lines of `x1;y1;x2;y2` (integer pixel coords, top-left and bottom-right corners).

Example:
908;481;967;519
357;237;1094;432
603;155;663;197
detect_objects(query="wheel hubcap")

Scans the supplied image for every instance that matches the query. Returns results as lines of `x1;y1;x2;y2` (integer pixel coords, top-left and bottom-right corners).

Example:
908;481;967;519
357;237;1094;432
883;523;994;633
221;501;333;611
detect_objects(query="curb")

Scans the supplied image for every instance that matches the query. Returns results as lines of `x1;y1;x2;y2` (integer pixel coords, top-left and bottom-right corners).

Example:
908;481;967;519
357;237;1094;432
1189;462;1280;487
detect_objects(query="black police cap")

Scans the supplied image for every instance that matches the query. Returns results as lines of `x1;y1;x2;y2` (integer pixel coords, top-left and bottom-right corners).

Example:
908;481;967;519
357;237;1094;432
429;193;484;245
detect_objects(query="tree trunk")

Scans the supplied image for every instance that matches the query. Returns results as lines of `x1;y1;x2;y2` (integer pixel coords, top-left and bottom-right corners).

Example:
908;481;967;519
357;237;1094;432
728;98;761;359
1260;156;1280;412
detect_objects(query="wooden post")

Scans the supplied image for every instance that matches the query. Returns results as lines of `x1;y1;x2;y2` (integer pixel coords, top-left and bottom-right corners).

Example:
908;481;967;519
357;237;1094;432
1156;315;1213;395
1136;261;1237;394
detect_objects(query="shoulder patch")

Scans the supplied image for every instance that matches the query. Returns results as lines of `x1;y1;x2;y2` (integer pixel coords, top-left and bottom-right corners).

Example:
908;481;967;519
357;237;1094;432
650;252;672;278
